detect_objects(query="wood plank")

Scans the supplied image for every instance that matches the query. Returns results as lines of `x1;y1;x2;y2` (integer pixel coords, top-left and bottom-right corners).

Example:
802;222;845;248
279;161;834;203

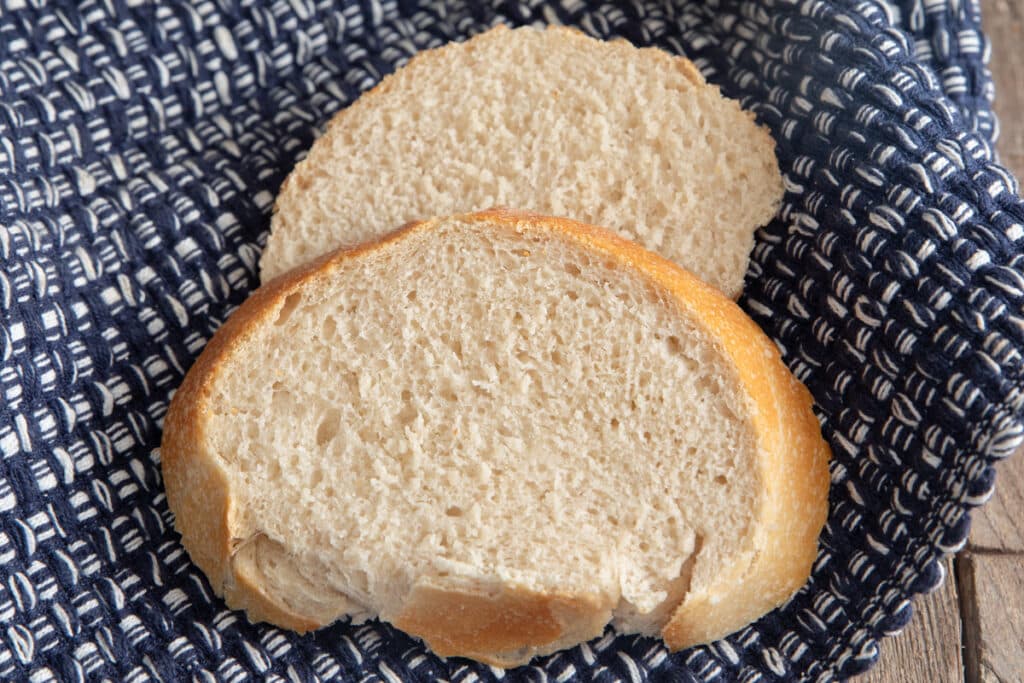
984;0;1024;179
974;0;1024;559
964;6;1024;682
969;455;1024;552
956;552;1024;683
857;557;964;682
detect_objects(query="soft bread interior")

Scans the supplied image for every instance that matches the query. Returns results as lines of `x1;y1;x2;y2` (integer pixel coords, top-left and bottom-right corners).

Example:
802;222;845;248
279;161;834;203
210;218;760;641
262;25;783;298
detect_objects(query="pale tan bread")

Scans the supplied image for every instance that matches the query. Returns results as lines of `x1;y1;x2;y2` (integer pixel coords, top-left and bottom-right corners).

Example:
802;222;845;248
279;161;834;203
260;25;783;299
162;210;830;667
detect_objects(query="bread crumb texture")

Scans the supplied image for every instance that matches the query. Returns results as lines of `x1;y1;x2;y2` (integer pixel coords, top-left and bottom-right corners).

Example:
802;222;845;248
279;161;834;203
262;25;783;298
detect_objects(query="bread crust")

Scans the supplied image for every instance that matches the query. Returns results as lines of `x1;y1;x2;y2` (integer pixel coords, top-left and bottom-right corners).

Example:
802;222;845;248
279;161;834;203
162;209;829;665
392;577;614;667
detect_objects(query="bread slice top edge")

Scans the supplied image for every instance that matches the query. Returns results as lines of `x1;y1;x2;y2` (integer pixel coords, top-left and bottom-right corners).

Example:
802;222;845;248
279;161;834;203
261;24;784;298
161;208;829;667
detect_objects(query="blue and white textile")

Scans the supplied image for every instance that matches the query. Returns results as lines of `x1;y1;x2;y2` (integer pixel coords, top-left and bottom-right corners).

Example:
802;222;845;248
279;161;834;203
1;1;1022;680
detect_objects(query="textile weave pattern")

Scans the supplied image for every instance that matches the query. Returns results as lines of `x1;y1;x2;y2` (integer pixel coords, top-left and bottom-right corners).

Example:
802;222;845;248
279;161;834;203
1;0;1022;681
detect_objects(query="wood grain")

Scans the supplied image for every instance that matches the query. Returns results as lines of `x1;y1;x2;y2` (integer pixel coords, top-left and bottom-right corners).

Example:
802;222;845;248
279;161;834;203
985;0;1024;178
969;455;1024;553
957;552;1024;683
859;557;964;683
964;4;1024;683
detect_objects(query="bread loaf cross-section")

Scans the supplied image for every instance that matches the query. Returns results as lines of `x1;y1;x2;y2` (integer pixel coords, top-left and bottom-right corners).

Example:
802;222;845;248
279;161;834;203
162;210;830;667
261;25;783;299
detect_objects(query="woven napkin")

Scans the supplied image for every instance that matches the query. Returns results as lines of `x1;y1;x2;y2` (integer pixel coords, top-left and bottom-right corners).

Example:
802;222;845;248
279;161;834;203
1;1;1021;680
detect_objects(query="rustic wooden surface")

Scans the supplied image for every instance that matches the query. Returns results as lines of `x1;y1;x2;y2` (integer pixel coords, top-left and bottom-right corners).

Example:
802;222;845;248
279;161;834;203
860;1;1024;680
987;0;1024;178
970;454;1024;553
958;552;1024;683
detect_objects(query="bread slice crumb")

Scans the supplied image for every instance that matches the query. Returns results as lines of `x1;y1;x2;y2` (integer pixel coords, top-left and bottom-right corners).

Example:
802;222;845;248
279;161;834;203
262;25;783;299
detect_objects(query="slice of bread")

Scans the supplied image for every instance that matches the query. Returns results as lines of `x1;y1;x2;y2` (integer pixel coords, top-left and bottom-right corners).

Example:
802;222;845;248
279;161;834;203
260;25;783;299
162;210;830;667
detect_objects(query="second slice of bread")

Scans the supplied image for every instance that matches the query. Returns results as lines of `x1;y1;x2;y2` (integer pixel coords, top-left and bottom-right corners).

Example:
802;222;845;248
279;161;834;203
163;210;830;667
261;25;783;298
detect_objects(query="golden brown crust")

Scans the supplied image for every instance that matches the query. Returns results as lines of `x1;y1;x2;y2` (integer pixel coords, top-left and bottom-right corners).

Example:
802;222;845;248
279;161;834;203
161;394;233;599
393;578;613;667
163;208;830;665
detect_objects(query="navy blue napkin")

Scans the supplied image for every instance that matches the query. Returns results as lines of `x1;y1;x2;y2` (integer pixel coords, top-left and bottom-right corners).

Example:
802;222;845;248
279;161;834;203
1;1;1021;680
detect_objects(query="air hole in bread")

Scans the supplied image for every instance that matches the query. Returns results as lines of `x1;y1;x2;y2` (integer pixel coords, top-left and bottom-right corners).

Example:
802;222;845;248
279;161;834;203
666;336;682;356
271;388;295;413
322;316;337;341
695;374;719;397
309;466;325;487
396;400;417;427
717;402;739;422
315;409;341;446
275;292;302;326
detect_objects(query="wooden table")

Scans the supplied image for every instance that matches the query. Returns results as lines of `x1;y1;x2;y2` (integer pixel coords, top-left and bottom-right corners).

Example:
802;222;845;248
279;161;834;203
859;1;1024;680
